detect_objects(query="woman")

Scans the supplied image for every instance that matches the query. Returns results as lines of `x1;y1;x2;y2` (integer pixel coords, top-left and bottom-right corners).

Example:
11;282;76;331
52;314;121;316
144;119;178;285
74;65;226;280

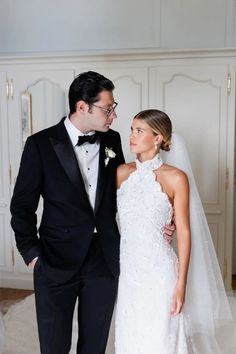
115;109;232;353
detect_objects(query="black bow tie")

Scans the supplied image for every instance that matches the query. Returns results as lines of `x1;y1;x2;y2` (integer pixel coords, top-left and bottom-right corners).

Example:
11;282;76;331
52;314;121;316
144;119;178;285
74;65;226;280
76;133;98;147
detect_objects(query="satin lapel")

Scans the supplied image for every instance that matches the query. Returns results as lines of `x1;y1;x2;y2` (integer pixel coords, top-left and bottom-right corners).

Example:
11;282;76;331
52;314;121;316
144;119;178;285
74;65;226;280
94;137;107;215
49;121;92;211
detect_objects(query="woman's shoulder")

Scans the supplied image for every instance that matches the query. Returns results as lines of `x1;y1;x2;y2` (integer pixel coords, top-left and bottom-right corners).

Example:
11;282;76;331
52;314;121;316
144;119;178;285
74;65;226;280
117;162;136;177
158;163;189;185
117;162;136;188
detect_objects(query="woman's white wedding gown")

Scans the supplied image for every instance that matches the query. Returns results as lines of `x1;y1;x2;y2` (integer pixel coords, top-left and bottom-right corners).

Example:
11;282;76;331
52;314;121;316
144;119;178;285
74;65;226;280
115;154;195;354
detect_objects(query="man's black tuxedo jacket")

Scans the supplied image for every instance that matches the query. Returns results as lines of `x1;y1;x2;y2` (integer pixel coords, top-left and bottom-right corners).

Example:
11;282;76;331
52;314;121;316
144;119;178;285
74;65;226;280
10;118;125;282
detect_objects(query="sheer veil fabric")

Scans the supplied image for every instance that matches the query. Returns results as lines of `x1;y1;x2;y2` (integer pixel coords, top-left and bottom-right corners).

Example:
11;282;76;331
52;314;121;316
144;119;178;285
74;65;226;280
0;312;5;353
161;133;233;348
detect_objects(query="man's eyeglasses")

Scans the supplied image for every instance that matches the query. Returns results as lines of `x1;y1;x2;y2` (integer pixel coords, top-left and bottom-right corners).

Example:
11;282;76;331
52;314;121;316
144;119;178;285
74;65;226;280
91;102;118;117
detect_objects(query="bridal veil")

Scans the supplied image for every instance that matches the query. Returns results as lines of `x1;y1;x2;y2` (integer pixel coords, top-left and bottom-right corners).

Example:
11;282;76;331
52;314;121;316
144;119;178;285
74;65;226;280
161;133;233;348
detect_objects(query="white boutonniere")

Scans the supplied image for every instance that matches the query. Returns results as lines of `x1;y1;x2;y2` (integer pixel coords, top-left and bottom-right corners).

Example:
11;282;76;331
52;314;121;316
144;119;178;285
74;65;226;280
104;147;116;166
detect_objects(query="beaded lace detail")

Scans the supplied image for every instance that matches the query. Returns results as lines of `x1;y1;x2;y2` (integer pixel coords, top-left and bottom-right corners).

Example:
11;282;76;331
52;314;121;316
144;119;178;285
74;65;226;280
135;152;163;171
115;154;195;354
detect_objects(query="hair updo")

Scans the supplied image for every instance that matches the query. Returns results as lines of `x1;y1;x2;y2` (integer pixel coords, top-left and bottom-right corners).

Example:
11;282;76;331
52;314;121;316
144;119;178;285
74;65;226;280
133;109;172;151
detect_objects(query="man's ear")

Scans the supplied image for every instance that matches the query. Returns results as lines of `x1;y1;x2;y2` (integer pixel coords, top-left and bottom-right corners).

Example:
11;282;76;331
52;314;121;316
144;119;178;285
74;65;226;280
76;100;88;113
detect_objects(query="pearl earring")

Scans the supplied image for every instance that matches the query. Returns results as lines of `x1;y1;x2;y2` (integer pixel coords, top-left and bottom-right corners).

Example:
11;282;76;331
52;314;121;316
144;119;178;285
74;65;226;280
154;142;158;150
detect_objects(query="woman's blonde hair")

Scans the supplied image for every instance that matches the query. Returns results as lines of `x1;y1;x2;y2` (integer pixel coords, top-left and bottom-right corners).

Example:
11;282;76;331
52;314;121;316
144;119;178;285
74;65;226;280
134;109;172;151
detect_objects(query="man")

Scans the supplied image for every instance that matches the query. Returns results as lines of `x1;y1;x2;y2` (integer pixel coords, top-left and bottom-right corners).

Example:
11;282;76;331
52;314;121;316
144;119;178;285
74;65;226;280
10;71;174;354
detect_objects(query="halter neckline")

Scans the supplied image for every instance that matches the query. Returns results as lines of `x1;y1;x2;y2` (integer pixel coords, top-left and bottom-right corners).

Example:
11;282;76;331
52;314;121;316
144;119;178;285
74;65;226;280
135;153;163;171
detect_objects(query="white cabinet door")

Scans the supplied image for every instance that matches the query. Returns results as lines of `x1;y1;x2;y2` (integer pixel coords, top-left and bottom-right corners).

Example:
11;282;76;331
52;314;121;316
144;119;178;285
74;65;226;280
7;69;75;276
149;62;230;277
0;72;13;274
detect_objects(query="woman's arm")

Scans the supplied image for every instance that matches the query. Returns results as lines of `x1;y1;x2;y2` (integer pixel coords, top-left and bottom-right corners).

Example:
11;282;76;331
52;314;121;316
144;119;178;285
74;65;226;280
170;170;191;316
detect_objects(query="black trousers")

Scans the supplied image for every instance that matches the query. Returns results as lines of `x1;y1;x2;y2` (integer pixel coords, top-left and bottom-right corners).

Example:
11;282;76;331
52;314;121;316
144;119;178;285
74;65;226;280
34;235;118;354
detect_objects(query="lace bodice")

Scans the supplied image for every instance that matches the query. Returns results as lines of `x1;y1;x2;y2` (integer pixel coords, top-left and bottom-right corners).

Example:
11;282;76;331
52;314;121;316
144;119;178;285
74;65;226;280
117;154;177;281
117;153;173;248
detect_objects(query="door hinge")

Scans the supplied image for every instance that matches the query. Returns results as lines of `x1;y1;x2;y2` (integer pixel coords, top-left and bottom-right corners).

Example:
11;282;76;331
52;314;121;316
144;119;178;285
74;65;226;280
12;247;15;267
227;72;231;96
225;167;229;190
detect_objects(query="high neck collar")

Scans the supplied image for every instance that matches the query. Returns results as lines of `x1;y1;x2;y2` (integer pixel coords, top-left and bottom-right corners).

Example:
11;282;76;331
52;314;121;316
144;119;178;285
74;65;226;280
135;153;163;171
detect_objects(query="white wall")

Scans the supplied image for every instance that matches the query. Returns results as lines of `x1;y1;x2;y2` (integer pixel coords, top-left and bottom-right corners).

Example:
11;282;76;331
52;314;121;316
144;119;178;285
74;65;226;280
0;0;236;54
161;0;226;48
0;0;160;53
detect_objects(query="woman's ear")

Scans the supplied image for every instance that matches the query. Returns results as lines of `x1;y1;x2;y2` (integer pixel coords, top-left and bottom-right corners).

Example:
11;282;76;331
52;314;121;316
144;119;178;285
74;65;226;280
154;134;164;146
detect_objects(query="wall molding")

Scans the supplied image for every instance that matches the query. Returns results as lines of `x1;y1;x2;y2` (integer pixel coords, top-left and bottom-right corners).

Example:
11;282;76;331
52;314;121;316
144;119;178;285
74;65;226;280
1;48;236;65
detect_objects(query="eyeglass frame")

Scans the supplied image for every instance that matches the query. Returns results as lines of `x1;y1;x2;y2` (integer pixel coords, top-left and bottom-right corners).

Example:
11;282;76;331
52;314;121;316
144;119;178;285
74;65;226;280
90;101;118;117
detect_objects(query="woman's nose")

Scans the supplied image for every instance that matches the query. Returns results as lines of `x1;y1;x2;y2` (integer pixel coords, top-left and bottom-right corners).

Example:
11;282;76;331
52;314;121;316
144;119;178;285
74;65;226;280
130;130;134;137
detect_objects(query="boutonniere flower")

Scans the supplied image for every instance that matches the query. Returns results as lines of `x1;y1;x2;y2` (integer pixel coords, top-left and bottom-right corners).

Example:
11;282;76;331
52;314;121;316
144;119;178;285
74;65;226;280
104;147;116;166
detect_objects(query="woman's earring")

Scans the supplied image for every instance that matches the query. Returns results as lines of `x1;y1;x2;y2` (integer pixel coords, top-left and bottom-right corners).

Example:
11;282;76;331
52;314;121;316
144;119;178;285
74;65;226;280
154;142;158;150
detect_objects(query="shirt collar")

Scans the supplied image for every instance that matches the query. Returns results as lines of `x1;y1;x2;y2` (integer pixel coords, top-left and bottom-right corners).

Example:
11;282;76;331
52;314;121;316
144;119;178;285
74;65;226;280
64;116;96;147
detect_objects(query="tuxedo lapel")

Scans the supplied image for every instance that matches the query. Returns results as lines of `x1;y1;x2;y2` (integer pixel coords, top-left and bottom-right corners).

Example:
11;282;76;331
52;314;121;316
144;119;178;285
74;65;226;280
94;135;108;215
49;119;92;212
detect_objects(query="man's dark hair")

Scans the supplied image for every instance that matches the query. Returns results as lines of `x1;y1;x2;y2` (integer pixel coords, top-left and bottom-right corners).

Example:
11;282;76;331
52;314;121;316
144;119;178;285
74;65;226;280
68;71;115;114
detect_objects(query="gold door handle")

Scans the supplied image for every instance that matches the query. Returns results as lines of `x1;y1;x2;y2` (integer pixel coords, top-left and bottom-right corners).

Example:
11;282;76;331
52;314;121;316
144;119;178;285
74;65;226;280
10;79;13;99
6;80;9;99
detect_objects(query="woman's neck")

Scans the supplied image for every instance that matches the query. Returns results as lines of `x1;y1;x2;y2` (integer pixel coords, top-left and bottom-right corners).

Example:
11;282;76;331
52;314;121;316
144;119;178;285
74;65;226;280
136;150;160;162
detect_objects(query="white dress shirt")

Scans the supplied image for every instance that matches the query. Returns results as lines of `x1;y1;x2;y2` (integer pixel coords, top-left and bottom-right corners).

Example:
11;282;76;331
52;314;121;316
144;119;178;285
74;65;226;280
64;116;100;211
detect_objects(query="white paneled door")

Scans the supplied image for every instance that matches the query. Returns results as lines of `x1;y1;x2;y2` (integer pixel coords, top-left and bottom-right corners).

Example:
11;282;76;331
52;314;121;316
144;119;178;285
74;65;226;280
149;62;231;282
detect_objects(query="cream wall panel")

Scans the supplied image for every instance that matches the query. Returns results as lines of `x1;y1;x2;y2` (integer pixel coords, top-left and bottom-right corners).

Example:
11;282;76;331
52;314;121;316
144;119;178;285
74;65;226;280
160;0;226;48
0;72;12;273
233;114;236;274
226;0;236;47
2;0;236;52
0;0;160;53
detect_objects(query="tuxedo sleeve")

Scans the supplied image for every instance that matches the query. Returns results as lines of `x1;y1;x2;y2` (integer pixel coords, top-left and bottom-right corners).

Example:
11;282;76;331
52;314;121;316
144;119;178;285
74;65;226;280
10;136;42;265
